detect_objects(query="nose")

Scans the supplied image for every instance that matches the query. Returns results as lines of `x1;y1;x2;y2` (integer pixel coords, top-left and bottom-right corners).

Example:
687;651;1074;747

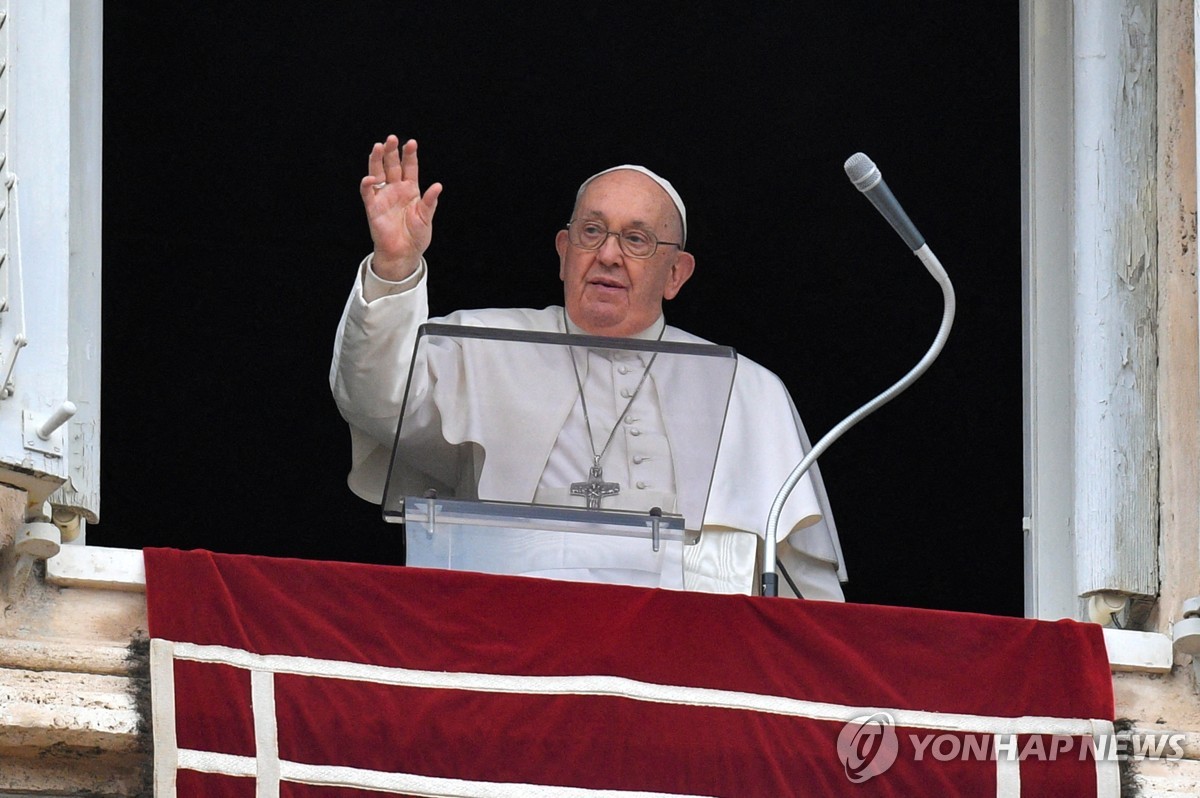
596;231;625;264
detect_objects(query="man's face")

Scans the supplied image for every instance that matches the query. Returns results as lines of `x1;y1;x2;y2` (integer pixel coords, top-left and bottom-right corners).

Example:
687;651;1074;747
556;170;695;337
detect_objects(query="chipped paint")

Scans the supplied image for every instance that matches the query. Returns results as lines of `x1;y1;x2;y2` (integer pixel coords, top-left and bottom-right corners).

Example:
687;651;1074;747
1072;0;1160;599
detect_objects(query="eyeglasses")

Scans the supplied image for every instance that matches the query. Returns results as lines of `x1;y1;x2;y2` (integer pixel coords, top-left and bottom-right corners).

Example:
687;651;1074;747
564;219;682;259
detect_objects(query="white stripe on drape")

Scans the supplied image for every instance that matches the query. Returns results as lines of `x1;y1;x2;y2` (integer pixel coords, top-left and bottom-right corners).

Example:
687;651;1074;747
175;749;717;797
252;669;281;798
154;637;1114;797
169;640;1111;739
994;734;1021;798
150;639;180;798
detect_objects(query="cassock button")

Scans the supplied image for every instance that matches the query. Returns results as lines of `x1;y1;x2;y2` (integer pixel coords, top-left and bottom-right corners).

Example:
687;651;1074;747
618;365;630;375
620;388;633;398
633;456;646;464
629;428;641;436
636;481;648;489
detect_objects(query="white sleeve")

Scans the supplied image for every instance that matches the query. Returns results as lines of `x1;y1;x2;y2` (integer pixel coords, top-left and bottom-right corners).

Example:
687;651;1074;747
329;254;430;502
361;254;426;303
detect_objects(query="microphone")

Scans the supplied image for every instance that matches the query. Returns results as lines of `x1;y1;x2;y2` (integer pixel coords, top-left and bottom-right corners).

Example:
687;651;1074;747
843;153;925;251
761;153;955;597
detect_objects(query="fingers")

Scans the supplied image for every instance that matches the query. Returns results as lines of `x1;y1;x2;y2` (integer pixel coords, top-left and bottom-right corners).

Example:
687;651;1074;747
421;181;443;212
382;135;406;183
406;181;442;228
359;173;384;204
361;136;440;215
366;135;423;185
366;141;385;185
398;138;419;188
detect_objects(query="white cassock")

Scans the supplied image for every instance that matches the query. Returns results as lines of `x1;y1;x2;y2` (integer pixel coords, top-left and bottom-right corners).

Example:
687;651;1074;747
330;256;847;599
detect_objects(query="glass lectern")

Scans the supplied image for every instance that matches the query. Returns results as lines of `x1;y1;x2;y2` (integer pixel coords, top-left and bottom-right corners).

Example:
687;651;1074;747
382;323;737;589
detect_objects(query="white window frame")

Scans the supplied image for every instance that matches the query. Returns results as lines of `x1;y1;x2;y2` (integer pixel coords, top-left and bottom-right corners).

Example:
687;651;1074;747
0;0;102;526
1022;0;1176;672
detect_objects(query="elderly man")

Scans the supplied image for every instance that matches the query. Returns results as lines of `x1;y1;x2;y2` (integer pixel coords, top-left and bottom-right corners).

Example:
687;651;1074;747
331;136;846;599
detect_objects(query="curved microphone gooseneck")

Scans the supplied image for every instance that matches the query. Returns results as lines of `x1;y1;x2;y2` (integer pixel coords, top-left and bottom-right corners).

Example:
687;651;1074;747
760;153;957;598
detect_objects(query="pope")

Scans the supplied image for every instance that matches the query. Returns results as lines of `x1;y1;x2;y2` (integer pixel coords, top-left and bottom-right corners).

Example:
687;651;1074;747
330;135;847;599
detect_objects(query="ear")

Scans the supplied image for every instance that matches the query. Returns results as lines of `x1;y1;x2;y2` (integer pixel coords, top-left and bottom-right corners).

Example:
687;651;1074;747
555;229;569;281
662;251;695;300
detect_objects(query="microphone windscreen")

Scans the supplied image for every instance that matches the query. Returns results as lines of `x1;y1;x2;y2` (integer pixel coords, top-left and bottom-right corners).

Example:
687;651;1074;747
844;152;881;191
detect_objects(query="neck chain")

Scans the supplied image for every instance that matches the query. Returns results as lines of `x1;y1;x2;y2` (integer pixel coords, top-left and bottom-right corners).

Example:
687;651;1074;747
565;312;664;508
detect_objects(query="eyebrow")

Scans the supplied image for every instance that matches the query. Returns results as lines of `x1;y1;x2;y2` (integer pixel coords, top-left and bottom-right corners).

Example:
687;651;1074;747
578;210;657;231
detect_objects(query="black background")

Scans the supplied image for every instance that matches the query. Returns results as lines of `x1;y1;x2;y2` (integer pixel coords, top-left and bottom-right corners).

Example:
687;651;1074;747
96;2;1023;615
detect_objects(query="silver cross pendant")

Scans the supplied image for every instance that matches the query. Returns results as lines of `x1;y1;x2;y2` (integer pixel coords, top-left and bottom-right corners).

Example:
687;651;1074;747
570;464;620;509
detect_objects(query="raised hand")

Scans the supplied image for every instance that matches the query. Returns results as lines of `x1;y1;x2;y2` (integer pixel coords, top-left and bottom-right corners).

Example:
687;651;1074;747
359;136;443;281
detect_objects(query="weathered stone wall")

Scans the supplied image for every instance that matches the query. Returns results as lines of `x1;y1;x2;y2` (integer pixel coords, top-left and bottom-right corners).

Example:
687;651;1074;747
0;489;151;797
1115;2;1200;796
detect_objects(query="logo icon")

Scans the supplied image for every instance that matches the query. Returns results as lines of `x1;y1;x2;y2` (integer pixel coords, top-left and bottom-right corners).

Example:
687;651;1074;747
837;712;899;783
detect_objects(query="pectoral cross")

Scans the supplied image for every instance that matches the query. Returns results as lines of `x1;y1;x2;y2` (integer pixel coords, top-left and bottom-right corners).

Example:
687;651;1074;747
570;463;620;509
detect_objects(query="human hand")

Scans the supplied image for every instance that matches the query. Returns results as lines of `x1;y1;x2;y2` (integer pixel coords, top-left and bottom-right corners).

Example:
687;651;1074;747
359;136;443;281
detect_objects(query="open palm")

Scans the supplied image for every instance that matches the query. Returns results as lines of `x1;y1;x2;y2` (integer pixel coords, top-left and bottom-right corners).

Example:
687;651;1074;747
359;136;442;281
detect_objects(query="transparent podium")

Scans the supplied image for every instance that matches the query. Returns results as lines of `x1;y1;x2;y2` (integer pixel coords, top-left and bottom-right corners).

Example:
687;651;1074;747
382;323;737;589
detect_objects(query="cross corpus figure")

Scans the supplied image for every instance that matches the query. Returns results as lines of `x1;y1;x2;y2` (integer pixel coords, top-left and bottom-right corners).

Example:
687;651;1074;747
570;463;620;509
